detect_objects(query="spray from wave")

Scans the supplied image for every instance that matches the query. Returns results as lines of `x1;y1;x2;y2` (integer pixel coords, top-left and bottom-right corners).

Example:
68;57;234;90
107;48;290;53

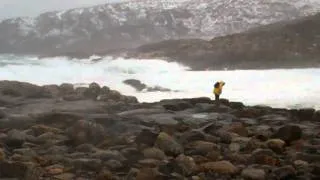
0;54;319;109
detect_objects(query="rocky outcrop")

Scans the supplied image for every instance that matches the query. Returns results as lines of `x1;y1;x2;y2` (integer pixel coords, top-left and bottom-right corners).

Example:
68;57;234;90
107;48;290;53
132;12;320;70
0;0;320;57
123;79;173;92
0;80;319;179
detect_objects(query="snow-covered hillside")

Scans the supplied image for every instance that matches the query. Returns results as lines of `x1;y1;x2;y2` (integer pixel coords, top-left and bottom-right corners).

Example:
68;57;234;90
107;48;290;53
0;0;320;55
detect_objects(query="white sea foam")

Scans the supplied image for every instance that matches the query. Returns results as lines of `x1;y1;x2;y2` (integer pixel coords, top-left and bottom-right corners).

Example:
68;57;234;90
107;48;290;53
0;55;319;109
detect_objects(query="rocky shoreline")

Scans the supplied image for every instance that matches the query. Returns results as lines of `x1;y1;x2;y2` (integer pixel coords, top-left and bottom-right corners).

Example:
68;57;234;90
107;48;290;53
0;80;319;180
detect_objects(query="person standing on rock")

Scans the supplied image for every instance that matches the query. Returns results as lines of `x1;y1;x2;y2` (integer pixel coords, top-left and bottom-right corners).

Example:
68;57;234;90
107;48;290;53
213;81;225;102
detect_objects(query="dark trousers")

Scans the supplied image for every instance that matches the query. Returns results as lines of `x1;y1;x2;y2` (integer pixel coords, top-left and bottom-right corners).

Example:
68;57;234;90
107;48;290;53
215;94;219;101
214;94;220;106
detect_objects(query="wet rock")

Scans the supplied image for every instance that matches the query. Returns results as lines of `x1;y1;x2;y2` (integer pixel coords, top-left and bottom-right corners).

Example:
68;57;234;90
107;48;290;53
179;130;206;145
59;83;74;95
241;168;266;180
162;101;193;111
33;132;59;144
0;148;5;161
126;168;140;179
202;104;232;113
293;160;309;168
91;150;126;162
187;97;212;105
206;150;221;161
0;80;51;98
175;154;198;176
138;159;162;168
272;125;302;145
142;113;178;125
5;129;33;148
71;158;102;171
44;145;69;154
43;84;60;97
0;114;34;129
136;167;162;180
258;114;290;125
312;110;320;121
243;137;265;152
296;153;320;163
96;169;113;180
234;107;263;118
123;79;147;91
143;147;166;160
271;165;297;180
117;108;166;116
310;164;320;176
66;120;106;145
185;141;219;156
266;139;286;153
240;118;258;126
100;86;110;95
75;143;97;153
13;148;37;157
121;147;144;164
202;122;222;135
84;82;101;99
44;164;64;176
155;132;184;157
254;125;273;140
229;101;245;109
135;129;159;147
216;130;233;144
229;143;241;153
62;94;84;101
297;108;315;121
31;124;62;136
104;159;123;170
0;109;6;119
200;160;238;174
53;173;75;180
226;153;250;165
250;149;280;166
107;90;122;101
195;103;231;113
227;122;249;137
123;95;139;103
0;161;43;179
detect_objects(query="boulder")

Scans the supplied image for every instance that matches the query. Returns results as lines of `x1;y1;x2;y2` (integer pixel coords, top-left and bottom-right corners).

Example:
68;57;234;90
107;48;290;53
59;83;74;95
66;120;106;145
155;132;184;156
84;82;101;99
0;80;51;98
241;168;266;180
272;125;302;145
200;161;238;174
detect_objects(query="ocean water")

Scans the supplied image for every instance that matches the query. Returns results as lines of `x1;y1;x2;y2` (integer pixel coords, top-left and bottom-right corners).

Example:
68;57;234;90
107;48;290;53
0;54;319;110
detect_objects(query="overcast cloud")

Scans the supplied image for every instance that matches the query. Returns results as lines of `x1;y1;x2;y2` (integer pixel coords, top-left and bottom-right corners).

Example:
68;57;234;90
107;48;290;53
0;0;122;20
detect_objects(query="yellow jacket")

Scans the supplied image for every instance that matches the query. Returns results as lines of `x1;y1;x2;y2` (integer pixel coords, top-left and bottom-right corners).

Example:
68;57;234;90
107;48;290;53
213;81;225;95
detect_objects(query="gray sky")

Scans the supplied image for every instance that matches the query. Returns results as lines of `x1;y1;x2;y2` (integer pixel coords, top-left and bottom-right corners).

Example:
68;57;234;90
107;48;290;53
0;0;122;20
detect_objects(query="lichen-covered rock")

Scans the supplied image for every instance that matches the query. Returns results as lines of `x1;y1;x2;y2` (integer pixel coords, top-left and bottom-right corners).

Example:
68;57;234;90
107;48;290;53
155;132;184;156
175;154;198;176
266;139;286;153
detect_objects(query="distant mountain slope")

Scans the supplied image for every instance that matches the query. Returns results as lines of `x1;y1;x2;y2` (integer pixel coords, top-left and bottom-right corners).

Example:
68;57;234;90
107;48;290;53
132;12;320;70
0;0;320;56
